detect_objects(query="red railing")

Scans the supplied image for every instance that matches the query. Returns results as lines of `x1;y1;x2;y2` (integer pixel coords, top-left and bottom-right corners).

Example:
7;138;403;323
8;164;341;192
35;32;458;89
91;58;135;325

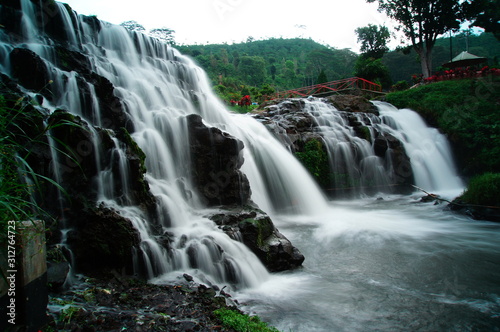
271;77;382;99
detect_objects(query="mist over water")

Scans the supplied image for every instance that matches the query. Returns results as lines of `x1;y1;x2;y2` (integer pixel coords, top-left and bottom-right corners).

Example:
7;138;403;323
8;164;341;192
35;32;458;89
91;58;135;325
237;196;500;331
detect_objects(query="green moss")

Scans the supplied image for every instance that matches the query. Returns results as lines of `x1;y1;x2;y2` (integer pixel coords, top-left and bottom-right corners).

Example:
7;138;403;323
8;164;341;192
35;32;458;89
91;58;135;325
213;308;280;332
295;138;331;186
241;217;273;247
118;127;146;172
357;126;372;142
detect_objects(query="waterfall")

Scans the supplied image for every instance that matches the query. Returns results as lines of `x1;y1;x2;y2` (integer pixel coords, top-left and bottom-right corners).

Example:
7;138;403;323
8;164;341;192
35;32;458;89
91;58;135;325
0;0;328;288
374;101;464;193
0;1;463;290
295;98;463;196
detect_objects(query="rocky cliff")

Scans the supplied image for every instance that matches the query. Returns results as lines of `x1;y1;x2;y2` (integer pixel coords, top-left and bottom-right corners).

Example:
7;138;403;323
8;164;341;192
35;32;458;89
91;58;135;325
253;96;415;197
0;0;304;281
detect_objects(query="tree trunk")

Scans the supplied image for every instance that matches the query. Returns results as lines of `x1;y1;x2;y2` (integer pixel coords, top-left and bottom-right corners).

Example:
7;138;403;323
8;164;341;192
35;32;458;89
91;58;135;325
417;46;433;78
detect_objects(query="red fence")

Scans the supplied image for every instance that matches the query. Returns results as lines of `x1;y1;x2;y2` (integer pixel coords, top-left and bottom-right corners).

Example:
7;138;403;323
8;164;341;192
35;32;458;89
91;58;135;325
271;77;382;99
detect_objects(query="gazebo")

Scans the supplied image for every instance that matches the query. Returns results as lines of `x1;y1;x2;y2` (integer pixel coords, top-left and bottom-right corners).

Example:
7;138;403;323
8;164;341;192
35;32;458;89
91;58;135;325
443;51;487;69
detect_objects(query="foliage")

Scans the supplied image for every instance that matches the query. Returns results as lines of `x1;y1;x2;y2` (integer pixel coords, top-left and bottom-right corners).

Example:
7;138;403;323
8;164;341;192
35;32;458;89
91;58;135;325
385;76;500;175
459;172;500;206
120;20;146;32
0;96;33;224
464;0;500;40
295;139;331;186
355;24;391;59
390;80;410;91
367;0;468;78
383;31;500;84
0;88;80;230
149;28;176;45
354;57;392;88
177;38;358;103
317;69;328;84
213;308;280;332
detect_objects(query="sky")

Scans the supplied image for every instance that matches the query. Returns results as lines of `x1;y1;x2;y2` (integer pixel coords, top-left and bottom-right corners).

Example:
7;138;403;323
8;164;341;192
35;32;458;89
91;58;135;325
62;0;398;52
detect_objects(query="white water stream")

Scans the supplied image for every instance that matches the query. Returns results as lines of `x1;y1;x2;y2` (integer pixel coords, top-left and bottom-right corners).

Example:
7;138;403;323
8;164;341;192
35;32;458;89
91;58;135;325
237;195;500;331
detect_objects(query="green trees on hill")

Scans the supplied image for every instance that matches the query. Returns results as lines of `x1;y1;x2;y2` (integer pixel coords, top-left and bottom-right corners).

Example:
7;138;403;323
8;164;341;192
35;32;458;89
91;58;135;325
354;24;392;88
383;31;500;83
174;32;498;102
176;38;357;103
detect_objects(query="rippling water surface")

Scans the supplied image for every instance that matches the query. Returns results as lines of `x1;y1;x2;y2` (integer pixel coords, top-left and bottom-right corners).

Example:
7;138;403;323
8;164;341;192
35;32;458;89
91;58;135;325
236;194;500;331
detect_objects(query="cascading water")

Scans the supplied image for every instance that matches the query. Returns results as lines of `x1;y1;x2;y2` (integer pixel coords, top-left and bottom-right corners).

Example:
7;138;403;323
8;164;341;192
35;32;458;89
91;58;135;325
0;0;327;288
3;2;498;330
300;98;463;196
374;101;464;193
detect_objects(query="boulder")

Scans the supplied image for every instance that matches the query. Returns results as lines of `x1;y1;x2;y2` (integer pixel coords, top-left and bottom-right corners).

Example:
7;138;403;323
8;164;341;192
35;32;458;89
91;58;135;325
209;206;305;272
187;114;251;206
10;48;51;94
66;204;140;274
325;95;379;114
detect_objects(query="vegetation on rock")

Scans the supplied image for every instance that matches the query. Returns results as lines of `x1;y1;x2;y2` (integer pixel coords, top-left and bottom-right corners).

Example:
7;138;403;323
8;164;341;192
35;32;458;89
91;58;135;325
294;139;330;187
213;308;280;332
459;172;500;207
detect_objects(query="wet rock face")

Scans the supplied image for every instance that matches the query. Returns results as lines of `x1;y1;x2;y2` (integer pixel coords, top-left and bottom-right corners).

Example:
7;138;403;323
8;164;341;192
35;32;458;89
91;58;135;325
10;48;51;93
187;114;251;206
209;206;305;272
254;97;415;196
66;204;140;274
324;95;379;114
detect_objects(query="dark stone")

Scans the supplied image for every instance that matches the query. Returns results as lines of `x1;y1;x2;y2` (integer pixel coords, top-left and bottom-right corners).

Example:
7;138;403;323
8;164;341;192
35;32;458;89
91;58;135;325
45;110;100;199
10;48;51;94
39;0;79;45
374;136;389;157
46;245;70;290
209;206;305;272
325;95;379;114
115;128;156;210
0;0;21;10
66;204;141;274
89;73;134;132
183;273;194;282
187;114;251;206
0;4;23;41
254;97;415;196
449;198;500;222
47;261;70;290
54;46;92;74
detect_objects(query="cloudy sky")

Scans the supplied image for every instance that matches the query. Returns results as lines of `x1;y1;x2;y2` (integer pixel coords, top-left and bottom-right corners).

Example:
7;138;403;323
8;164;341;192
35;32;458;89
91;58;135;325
62;0;398;52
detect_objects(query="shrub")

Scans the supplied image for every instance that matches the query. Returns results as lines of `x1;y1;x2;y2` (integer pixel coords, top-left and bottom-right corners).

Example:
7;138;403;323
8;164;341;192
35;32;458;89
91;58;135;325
213;308;280;332
390;80;410;91
460;173;500;207
295;139;330;186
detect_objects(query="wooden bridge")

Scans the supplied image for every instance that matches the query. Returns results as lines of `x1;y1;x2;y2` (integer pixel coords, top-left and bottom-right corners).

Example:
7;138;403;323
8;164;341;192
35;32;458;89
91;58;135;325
271;77;383;99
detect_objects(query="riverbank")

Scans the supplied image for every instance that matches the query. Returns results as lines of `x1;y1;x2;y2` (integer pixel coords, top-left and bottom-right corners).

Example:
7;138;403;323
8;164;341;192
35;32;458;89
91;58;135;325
44;272;278;331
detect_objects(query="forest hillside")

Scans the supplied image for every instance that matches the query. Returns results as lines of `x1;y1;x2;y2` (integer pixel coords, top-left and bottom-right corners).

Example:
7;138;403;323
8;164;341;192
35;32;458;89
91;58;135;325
176;32;499;103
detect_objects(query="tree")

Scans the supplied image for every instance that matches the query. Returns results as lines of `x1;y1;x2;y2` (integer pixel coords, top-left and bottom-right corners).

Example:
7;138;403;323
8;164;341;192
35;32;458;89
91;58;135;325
355;24;391;59
354;57;392;88
120;20;146;33
367;0;465;78
464;0;500;40
238;56;266;86
316;70;328;84
149;28;176;45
